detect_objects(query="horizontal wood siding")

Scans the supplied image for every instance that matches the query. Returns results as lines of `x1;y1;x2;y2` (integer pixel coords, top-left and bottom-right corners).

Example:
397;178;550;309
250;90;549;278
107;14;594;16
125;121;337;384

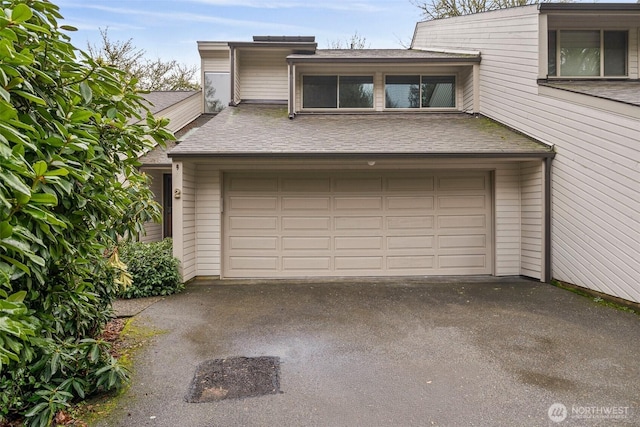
181;162;197;281
195;166;221;276
202;53;230;73
239;49;288;100
160;94;202;133
520;161;543;279
414;7;640;301
139;169;163;243
461;67;474;113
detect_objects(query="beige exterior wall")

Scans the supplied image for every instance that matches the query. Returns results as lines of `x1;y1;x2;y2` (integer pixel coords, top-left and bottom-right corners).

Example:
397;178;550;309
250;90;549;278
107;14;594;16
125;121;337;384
171;158;546;280
238;48;289;101
413;7;640;302
172;160;198;281
520;161;543;279
160;93;202;134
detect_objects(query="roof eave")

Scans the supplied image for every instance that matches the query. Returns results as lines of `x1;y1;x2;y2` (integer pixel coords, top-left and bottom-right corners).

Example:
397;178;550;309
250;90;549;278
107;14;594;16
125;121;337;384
539;3;640;13
286;57;480;65
168;151;555;159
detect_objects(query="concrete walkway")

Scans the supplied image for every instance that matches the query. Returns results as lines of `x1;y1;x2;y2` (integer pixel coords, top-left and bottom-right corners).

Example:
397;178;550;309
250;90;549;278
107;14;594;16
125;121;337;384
98;277;639;427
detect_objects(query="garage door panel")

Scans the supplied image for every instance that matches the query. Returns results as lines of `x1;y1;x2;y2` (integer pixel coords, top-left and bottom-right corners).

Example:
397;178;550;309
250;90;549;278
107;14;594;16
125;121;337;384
229;236;277;250
335;177;382;192
438;195;486;209
335;216;383;230
387;235;434;249
387;177;434;191
229;196;278;210
439;254;487;269
439;215;486;229
335;197;382;210
388;255;435;269
387;216;434;230
438;235;486;249
387;196;434;210
335;236;383;250
229;176;278;192
282;216;331;230
335;256;384;270
229;256;278;270
282;237;331;250
224;172;491;277
438;176;486;191
282;197;330;210
281;177;331;192
283;257;331;270
229;216;278;230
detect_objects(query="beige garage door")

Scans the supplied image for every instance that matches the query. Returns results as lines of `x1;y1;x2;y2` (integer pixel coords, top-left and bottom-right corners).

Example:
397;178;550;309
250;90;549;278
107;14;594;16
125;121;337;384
223;171;492;278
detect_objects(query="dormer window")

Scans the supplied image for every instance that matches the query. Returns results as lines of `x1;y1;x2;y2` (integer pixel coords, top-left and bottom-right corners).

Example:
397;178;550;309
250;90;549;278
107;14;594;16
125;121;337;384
385;76;456;109
302;75;374;109
548;30;628;78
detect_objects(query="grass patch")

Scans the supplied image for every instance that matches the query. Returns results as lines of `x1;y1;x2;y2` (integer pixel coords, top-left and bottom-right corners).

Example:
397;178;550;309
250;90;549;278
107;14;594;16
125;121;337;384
551;279;639;316
69;317;167;425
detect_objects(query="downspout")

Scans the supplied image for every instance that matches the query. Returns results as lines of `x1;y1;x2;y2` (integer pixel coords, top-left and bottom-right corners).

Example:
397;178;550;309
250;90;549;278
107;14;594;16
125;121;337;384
229;46;236;106
544;156;553;282
288;61;295;119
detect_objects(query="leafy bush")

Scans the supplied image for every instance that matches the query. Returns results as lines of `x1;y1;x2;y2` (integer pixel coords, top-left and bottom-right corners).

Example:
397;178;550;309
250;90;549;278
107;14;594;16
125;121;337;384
118;239;183;299
0;0;174;425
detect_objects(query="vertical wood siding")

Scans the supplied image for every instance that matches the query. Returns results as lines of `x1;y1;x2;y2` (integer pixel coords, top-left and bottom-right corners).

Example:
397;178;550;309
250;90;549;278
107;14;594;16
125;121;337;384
195;166;221;276
413;7;640;301
139;169;163;243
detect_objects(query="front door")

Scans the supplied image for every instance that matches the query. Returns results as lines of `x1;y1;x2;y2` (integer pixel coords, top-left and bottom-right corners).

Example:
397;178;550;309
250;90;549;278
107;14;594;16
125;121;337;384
163;174;172;238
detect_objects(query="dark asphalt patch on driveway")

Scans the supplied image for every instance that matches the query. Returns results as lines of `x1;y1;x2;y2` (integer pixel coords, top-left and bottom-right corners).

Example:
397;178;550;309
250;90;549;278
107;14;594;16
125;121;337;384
185;356;281;402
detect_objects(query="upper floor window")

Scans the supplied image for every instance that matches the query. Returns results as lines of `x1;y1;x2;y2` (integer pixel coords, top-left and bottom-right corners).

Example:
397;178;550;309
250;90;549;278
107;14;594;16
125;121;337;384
548;30;628;77
385;75;455;109
303;75;374;109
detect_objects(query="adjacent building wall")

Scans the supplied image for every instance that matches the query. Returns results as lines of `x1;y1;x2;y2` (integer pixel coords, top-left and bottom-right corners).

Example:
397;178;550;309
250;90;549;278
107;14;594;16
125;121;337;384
413;6;640;302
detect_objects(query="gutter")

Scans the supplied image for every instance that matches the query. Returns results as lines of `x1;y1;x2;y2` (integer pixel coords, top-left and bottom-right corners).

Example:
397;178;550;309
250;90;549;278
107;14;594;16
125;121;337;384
544;156;553;283
168;151;555;159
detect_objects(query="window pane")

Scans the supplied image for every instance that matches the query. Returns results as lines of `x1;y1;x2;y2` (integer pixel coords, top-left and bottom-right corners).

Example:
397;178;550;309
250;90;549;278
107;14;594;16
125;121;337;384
548;30;557;76
303;76;337;108
421;76;455;107
560;30;600;76
604;31;627;76
385;75;420;108
339;76;373;108
204;72;230;113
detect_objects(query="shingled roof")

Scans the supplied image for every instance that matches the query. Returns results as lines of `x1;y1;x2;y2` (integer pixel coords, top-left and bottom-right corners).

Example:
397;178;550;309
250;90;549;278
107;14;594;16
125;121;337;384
140;91;199;115
539;81;640;107
168;104;553;158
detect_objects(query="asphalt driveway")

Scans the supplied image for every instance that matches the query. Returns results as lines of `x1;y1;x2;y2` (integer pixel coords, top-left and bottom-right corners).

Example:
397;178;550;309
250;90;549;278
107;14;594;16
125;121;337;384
98;277;639;427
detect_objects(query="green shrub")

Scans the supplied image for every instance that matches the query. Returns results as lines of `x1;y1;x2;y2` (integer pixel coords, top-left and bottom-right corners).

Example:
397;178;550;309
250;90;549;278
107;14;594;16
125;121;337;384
118;239;183;299
0;0;174;424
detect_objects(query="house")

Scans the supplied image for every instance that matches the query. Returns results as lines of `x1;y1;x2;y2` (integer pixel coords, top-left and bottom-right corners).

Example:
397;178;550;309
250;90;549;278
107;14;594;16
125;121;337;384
141;3;639;304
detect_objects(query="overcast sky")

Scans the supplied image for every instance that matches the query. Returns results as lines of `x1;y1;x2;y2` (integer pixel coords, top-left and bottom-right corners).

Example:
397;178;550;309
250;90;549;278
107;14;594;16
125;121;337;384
56;0;630;71
57;0;422;69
